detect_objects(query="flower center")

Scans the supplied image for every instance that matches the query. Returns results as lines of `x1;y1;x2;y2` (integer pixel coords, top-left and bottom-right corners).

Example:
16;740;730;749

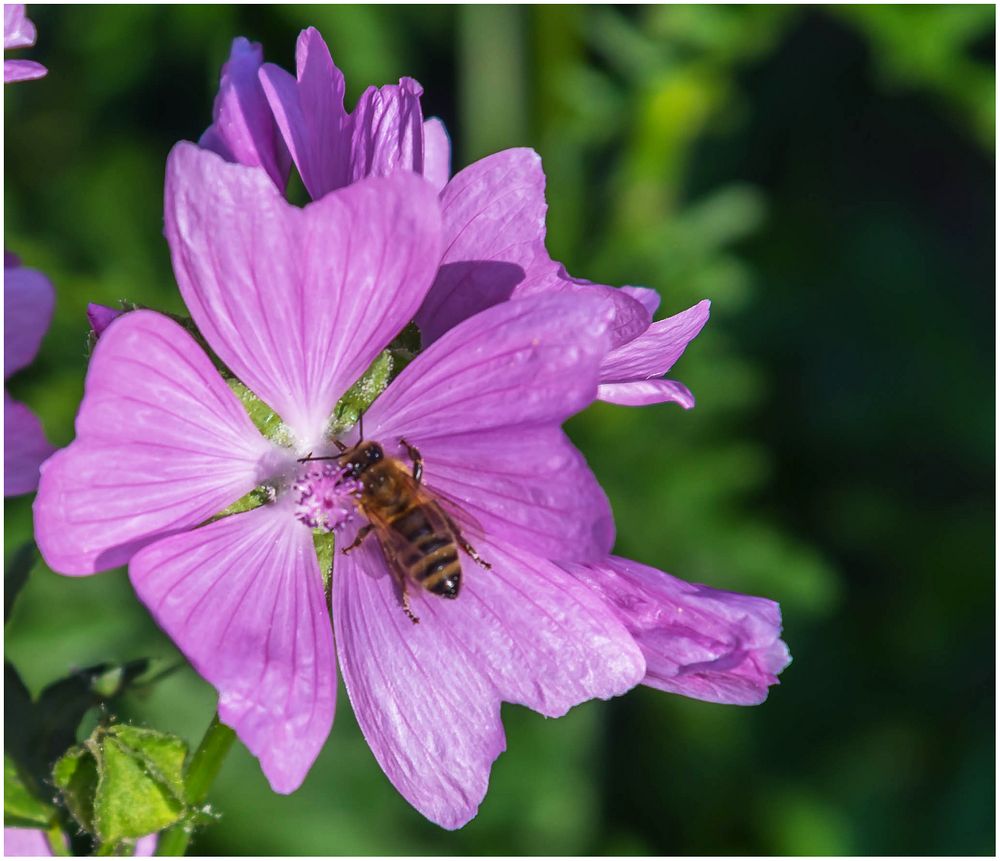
292;461;361;533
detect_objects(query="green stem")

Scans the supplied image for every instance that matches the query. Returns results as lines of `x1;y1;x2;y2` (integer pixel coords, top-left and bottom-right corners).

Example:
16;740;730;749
155;714;235;856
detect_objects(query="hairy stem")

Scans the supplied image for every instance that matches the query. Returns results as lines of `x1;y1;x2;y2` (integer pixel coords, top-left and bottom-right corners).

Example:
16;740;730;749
155;714;235;856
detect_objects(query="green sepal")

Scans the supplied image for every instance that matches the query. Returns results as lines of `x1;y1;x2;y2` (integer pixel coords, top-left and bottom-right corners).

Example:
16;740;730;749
313;531;335;608
226;378;290;443
5;541;37;622
5;753;57;829
328;349;393;436
89;725;189;845
52;745;98;834
207;485;275;523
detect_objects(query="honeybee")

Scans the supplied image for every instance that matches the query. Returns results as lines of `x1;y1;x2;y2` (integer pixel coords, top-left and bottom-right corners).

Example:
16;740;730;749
304;436;490;624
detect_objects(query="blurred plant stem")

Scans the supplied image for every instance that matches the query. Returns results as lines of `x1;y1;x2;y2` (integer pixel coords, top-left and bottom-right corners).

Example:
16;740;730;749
155;714;234;856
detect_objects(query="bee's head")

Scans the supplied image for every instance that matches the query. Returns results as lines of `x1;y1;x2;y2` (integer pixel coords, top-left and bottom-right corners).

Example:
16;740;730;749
342;440;384;478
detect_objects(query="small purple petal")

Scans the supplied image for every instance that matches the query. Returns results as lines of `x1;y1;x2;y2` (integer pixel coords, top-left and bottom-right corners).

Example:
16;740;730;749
3;827;58;856
4;263;54;379
260;27;350;200
600;299;711;383
4;5;35;50
346;77;424;184
164;143;442;445
620;285;661;317
367;294;615;562
33;311;286;575
199;37;291;190
597;378;696;408
86;303;123;339
4;391;53;496
4;58;45;82
133;835;157;856
130;503;335;794
422;117;451;192
414;148;550;345
569;556;791;706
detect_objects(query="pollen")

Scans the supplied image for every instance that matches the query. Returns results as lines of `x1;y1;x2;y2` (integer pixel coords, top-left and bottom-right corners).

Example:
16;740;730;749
292;461;361;533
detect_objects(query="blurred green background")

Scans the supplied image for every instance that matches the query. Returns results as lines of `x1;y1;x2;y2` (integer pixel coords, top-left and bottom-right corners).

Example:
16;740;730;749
4;5;994;855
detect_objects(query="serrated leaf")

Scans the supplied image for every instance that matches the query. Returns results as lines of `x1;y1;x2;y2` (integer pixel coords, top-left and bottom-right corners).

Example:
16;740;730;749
52;746;98;834
5;753;56;828
5;541;37;622
92;726;188;844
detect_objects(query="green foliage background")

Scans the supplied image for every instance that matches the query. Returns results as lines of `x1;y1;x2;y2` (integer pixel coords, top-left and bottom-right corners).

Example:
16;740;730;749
4;5;994;855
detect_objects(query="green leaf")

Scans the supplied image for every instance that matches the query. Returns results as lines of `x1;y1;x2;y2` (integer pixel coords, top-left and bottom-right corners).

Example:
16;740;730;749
5;541;37;622
5;753;56;829
4;662;35;773
329;349;393;436
92;726;189;844
52;746;98;834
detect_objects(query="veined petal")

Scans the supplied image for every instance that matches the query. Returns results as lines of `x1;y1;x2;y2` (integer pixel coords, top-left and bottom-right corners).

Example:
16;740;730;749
334;538;642;828
4;263;54;378
569;556;791;706
33;311;285;575
130;503;335;793
415;148;550;345
620;285;661;316
199;37;291;190
365;294;614;561
597;378;695;408
601;299;711;383
164;143;442;445
4;391;53;496
259;27;349;200
3;5;35;50
422;117;451;192
4;58;45;82
347;77;424;185
334;539;502;829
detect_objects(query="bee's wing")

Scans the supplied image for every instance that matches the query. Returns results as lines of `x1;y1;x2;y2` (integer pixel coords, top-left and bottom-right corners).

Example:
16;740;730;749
423;480;487;546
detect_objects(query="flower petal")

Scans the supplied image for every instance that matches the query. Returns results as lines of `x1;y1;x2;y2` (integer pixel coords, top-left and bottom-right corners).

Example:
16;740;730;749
597;378;695;408
569;556;791;706
334;536;642;828
3;827;57;856
422;117;451;192
4;58;45;82
414;148;551;345
33;311;284;575
347;77;424;184
620;285;661;316
365;293;614;561
164;143;443;445
334;539;502;829
600;299;711;383
199;37;291;190
259;27;349;200
130;503;335;793
85;303;123;339
4;5;35;50
4;263;54;378
5;391;53;496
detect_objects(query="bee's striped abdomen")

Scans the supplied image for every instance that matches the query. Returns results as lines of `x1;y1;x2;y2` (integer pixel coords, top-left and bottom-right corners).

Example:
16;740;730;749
391;504;462;598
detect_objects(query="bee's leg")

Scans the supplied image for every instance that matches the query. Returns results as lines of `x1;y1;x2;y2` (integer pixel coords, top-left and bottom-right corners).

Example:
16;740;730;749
341;524;373;555
400;583;420;625
399;437;423;485
443;513;492;571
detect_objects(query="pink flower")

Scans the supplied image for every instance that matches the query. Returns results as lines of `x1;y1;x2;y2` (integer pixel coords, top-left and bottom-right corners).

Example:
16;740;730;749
4;4;45;83
34;145;644;828
241;27;708;409
568;557;791;705
4;256;55;495
2;828;156;856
